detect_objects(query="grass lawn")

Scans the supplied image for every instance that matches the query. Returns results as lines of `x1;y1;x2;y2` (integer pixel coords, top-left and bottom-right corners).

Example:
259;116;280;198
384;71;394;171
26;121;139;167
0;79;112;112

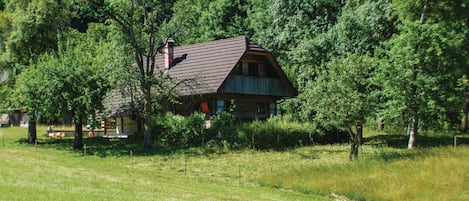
1;126;468;201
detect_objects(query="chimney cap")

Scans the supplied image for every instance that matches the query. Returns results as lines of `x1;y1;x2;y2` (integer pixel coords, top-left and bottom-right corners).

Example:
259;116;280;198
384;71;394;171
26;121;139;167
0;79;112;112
166;38;175;44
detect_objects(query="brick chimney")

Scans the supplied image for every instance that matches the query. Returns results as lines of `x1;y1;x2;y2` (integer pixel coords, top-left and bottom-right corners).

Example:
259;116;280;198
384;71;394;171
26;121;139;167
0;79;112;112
164;38;175;70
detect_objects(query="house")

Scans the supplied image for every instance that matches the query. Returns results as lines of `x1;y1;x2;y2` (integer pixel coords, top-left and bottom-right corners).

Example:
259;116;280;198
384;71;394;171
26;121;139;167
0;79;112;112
165;36;296;119
104;36;297;135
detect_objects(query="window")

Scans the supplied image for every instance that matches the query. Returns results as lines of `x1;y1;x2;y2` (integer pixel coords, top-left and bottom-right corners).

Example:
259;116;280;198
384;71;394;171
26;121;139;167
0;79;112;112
269;102;276;116
216;100;224;112
248;62;259;76
257;103;265;115
217;100;236;112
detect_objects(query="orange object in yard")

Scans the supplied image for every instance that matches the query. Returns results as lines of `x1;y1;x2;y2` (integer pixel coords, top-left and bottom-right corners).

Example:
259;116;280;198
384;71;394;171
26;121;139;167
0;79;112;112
201;101;209;113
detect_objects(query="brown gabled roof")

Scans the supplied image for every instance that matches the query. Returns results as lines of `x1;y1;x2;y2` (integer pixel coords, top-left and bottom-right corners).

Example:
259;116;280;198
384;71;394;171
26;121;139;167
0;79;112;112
161;36;272;95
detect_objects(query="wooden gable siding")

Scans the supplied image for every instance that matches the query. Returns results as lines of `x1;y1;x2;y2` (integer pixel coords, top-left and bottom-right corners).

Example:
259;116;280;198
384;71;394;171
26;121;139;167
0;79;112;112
218;51;295;97
220;75;291;97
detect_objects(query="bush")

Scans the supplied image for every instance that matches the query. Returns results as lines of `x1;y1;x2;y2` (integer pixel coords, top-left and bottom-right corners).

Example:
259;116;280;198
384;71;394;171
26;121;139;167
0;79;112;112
206;112;246;149
152;112;205;149
243;117;317;150
206;114;347;150
153;112;349;150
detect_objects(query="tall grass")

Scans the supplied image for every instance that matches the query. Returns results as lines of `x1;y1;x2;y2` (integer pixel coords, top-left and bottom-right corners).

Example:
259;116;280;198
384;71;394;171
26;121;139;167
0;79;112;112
258;146;469;201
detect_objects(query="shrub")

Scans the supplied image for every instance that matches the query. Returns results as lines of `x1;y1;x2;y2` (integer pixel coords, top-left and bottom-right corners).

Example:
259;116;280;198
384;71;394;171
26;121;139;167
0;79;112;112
206;115;346;150
243;117;317;149
153;112;349;150
206;112;246;149
152;112;205;149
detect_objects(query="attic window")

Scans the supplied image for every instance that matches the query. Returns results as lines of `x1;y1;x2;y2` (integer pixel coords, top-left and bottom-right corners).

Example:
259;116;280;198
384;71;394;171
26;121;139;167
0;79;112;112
248;62;259;77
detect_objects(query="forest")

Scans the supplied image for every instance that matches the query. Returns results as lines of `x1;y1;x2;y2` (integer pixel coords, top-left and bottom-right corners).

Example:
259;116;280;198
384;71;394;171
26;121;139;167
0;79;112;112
0;0;468;153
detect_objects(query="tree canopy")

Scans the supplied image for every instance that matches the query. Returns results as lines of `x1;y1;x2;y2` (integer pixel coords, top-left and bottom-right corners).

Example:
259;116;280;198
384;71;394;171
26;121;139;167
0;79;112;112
14;24;125;148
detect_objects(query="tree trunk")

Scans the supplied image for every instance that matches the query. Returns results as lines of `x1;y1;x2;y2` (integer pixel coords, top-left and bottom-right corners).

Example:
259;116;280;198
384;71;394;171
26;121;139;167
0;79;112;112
461;92;469;133
137;115;143;137
349;123;363;161
28;118;37;144
142;86;153;150
143;112;153;149
406;0;427;150
408;108;419;149
407;69;419;149
73;118;83;150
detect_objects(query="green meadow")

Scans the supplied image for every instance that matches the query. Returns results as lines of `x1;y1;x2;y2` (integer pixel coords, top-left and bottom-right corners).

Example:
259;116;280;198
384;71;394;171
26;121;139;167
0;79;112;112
0;127;468;201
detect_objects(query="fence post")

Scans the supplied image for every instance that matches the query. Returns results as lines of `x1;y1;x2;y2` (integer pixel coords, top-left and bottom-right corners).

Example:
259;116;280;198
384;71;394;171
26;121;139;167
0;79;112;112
184;157;187;176
251;134;255;150
277;134;280;150
238;165;241;183
454;136;457;148
130;150;134;168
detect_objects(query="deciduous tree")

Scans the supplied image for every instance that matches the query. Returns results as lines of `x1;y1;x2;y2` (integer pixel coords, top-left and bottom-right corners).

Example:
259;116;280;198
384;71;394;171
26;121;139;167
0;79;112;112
302;54;378;160
15;26;122;149
0;0;69;143
384;0;468;148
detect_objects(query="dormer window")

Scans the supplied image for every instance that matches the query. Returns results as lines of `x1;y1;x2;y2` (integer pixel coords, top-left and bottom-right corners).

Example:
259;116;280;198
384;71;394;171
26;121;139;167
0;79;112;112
248;62;259;77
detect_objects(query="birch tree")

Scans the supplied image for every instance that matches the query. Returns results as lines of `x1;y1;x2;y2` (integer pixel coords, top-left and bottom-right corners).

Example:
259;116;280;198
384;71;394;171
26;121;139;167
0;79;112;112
384;0;468;148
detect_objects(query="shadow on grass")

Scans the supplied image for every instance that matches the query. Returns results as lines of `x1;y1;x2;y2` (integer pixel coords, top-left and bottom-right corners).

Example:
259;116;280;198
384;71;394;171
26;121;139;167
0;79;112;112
363;133;469;162
18;136;177;158
18;132;469;159
364;133;459;148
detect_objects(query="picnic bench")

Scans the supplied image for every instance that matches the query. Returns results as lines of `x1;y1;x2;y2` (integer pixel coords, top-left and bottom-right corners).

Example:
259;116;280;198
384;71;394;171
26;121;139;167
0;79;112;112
47;130;128;139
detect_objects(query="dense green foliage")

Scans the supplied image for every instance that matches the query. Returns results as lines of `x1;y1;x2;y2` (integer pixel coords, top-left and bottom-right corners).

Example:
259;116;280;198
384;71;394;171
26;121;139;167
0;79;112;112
13;25;126;148
0;0;468;149
152;112;347;150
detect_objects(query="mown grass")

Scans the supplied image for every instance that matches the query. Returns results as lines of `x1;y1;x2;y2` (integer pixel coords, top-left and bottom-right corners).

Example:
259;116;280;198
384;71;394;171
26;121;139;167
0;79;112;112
1;126;468;201
0;127;329;201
